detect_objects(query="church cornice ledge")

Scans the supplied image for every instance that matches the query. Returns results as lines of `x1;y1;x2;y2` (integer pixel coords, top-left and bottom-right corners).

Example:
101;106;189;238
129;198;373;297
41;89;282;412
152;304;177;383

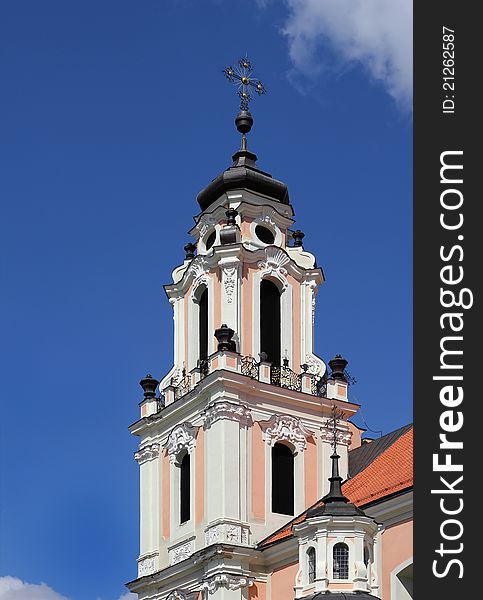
128;368;360;437
126;543;261;593
164;244;323;298
189;199;295;238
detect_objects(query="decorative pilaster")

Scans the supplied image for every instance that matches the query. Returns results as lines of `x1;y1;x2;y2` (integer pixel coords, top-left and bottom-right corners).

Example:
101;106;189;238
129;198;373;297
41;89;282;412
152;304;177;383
219;255;241;338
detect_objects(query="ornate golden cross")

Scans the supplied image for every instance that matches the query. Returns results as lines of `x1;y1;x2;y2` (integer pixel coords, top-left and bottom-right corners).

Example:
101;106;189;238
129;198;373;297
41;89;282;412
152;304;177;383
223;56;266;111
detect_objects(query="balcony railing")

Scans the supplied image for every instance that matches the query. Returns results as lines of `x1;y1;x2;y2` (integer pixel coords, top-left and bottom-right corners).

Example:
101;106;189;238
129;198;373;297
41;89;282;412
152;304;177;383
170;354;328;402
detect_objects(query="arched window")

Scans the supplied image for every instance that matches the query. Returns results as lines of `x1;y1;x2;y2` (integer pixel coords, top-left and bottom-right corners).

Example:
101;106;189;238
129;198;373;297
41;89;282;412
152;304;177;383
307;547;316;584
179;452;190;524
199;287;208;362
333;543;349;580
271;442;294;515
260;279;281;366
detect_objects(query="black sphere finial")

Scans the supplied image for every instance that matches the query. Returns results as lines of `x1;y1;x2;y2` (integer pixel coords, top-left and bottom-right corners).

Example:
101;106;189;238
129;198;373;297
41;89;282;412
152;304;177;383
214;324;237;352
184;242;196;260
235;111;253;135
225;208;238;226
140;373;159;399
328;354;348;382
292;230;305;247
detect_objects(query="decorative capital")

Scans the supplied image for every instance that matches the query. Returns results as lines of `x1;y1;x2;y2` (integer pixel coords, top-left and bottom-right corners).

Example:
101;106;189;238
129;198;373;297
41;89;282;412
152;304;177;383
167;591;189;600
320;427;352;447
134;443;160;465
165;423;197;464
137;551;158;577
202;574;253;595
169;538;194;565
202;401;252;429
259;414;313;454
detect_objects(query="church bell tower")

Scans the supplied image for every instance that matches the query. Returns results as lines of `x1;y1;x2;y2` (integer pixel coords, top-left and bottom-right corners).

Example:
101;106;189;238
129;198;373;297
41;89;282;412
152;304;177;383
127;58;362;600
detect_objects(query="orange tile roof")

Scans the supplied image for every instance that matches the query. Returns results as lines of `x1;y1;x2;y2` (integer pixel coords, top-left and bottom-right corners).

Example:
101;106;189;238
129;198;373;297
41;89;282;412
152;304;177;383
259;426;413;548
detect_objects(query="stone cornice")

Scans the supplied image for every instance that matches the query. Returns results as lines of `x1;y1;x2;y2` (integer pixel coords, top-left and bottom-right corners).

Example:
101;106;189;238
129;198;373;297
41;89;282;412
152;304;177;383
128;369;360;438
164;244;323;298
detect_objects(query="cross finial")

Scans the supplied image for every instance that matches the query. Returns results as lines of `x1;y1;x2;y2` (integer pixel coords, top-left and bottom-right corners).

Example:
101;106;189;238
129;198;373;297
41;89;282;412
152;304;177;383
324;404;345;453
223;56;267;111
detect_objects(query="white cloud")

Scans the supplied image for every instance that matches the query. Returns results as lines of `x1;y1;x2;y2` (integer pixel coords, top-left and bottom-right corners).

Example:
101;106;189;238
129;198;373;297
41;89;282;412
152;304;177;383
117;593;137;600
0;577;69;600
276;0;413;108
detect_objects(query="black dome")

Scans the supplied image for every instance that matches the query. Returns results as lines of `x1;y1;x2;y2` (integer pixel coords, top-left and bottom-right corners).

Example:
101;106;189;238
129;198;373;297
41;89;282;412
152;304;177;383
196;149;289;211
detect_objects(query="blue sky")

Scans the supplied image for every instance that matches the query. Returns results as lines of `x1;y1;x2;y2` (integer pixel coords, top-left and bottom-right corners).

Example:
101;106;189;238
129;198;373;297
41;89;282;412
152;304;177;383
0;1;412;599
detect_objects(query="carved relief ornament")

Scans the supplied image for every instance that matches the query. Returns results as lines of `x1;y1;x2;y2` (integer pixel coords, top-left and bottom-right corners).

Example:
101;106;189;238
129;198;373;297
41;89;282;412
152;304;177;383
202;401;252;429
166;591;188;600
134;443;160;465
164;422;197;464
320;427;352;447
257;247;290;290
202;575;253;595
223;266;237;303
189;257;210;298
260;414;313;454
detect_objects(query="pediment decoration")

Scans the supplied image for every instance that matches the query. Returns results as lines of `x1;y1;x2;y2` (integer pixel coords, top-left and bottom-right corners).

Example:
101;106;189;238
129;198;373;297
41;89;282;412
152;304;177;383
164;422;197;464
259;414;313;454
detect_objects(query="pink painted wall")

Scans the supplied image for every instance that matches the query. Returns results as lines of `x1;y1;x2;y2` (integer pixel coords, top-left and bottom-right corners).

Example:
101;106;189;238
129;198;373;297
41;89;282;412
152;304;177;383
184;292;189;369
241;264;253;356
252;422;265;520
249;581;266;600
271;562;298;600
304;436;318;508
381;519;413;600
287;274;301;368
195;427;204;524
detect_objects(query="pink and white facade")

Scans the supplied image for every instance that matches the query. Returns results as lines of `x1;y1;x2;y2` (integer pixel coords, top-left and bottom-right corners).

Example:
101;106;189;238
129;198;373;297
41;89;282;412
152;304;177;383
127;112;413;600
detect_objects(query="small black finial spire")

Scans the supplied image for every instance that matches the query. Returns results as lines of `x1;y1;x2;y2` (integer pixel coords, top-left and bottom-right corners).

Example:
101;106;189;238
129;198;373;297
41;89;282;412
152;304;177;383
306;404;366;518
139;374;159;399
292;230;305;247
214;324;237;352
322;450;348;505
184;243;196;260
225;208;238;226
328;354;348;382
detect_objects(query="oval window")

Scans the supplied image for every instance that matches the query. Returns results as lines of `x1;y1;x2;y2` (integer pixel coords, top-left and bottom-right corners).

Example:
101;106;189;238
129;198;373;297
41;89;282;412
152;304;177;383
205;230;216;250
255;225;275;244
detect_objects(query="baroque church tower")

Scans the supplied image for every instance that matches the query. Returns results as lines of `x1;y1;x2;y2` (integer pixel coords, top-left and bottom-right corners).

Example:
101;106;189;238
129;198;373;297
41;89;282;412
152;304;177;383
127;60;380;600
